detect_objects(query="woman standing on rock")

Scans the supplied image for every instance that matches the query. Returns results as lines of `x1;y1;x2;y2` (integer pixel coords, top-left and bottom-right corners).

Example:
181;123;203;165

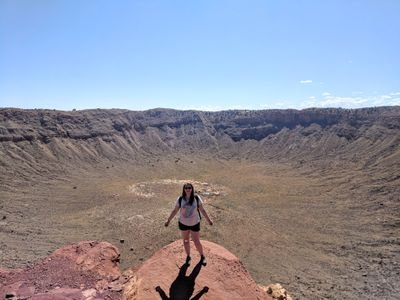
165;183;213;266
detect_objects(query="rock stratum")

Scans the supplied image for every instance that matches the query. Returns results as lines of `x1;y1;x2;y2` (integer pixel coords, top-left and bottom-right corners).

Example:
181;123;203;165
1;107;399;177
0;240;289;300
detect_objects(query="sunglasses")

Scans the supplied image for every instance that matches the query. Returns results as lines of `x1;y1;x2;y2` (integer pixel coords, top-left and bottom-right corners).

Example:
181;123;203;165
184;187;192;190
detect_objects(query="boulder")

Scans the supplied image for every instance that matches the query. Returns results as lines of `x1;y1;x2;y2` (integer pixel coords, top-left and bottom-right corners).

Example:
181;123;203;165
0;241;123;300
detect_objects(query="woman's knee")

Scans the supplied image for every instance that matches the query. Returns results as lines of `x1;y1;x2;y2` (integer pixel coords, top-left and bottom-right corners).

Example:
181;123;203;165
191;233;201;244
193;239;202;247
182;233;190;244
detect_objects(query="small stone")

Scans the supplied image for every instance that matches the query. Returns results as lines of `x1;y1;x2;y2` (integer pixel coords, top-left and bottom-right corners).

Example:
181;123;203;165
120;239;125;244
2;215;6;220
82;288;97;298
109;285;123;292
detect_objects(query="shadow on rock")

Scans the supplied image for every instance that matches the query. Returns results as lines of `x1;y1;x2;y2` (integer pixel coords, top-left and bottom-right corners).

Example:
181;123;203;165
155;260;209;300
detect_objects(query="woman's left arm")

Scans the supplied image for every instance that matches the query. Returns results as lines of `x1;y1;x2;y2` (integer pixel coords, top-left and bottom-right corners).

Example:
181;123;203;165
199;203;213;226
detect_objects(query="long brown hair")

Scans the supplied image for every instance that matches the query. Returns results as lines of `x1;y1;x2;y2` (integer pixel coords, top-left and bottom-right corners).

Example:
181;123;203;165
181;183;195;205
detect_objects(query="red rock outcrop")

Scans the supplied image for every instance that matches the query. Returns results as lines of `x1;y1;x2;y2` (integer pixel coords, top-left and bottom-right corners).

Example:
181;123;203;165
122;240;274;300
1;240;288;300
0;241;125;300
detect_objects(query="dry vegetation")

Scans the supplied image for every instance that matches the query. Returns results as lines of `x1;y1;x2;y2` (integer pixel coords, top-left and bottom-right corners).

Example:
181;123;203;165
1;156;399;299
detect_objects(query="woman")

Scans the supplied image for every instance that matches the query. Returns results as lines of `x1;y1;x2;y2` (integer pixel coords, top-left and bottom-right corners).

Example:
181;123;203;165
165;183;213;266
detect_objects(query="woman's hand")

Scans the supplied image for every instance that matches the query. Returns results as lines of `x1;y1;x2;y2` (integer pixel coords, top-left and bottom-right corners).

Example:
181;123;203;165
208;219;213;226
164;220;170;227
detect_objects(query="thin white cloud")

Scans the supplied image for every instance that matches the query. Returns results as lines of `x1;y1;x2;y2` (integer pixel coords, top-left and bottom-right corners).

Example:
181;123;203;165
187;104;249;111
390;92;400;96
299;80;313;84
390;98;400;105
261;102;288;109
187;105;224;111
297;92;400;109
274;103;287;108
320;96;368;106
372;95;400;106
159;92;400;111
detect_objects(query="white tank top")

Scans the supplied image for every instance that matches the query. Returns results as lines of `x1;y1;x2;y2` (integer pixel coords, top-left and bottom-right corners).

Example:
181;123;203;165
175;196;203;226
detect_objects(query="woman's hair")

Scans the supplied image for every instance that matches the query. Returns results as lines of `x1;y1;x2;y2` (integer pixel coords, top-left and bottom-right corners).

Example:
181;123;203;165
181;183;195;205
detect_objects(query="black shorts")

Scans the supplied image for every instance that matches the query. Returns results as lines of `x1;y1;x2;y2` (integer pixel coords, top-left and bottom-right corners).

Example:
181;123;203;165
178;221;200;232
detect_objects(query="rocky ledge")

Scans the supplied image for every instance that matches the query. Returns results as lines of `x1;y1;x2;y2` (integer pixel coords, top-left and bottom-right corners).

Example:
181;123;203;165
0;240;291;300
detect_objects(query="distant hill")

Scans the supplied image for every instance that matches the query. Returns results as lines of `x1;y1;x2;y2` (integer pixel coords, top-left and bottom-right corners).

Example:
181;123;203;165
0;106;398;194
1;107;399;178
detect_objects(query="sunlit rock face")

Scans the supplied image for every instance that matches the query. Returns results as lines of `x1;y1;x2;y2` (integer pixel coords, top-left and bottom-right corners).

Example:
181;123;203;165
0;240;282;300
122;240;274;300
0;241;123;300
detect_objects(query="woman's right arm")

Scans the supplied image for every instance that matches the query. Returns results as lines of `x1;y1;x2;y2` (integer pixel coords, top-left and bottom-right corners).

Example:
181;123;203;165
165;206;179;227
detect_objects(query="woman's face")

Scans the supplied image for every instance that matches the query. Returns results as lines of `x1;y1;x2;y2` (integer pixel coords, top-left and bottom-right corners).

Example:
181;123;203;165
184;185;192;196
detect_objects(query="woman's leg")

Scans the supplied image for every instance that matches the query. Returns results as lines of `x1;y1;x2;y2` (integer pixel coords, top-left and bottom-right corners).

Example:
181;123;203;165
190;230;204;256
181;230;191;257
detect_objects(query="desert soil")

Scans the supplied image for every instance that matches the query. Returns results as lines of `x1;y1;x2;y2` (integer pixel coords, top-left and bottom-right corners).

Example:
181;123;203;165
1;156;399;299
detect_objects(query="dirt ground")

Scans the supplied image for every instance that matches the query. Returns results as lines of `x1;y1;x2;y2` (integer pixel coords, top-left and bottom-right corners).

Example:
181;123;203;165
1;157;399;299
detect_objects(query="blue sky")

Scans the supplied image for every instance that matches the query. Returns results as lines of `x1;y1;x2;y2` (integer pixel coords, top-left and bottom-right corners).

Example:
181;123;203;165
1;0;399;111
